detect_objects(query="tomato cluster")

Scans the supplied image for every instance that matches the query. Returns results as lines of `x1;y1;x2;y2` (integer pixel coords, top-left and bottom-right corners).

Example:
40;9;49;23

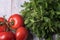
0;14;28;40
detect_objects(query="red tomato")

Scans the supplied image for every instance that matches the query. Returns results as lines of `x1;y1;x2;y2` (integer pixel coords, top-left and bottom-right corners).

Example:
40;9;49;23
0;32;15;40
16;27;28;40
8;14;24;30
0;17;7;32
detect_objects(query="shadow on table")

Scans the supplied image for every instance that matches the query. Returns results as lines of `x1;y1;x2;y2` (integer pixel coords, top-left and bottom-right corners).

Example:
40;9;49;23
27;30;33;40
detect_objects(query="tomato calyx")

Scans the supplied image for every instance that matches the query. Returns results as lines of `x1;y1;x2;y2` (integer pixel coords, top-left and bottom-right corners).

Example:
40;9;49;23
10;20;14;26
0;22;4;26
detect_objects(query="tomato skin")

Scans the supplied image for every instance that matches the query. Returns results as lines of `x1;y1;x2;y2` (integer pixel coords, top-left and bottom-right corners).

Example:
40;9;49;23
8;14;24;30
16;27;28;40
0;17;7;32
0;32;15;40
0;27;7;32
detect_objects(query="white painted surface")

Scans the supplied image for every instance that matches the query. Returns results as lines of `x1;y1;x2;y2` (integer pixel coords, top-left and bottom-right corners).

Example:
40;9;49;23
0;0;29;18
0;0;11;19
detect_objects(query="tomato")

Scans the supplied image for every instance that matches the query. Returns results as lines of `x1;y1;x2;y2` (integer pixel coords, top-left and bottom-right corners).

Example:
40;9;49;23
8;14;24;30
0;17;7;32
0;32;15;40
16;27;28;40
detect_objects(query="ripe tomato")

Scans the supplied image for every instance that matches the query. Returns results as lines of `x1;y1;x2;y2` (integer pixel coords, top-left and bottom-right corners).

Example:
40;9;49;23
8;14;24;30
16;27;28;40
0;17;7;32
0;32;15;40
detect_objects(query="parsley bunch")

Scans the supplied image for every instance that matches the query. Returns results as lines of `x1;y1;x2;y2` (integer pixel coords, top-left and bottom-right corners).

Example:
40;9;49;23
21;0;60;40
